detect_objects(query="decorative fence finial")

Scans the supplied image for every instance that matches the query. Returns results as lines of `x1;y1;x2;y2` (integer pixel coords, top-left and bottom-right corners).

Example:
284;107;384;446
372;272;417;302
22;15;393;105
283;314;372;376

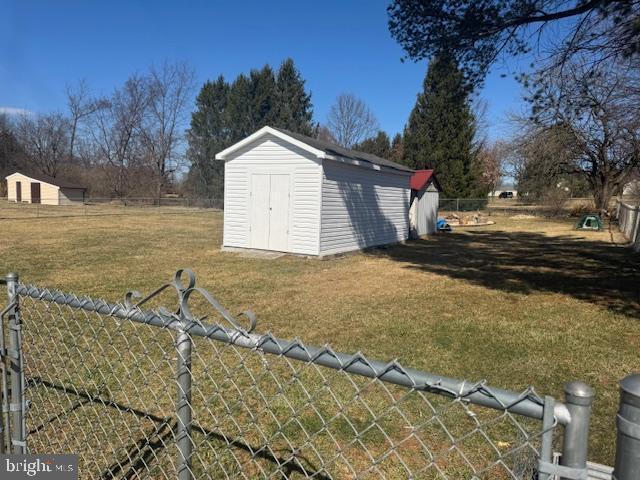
124;269;257;333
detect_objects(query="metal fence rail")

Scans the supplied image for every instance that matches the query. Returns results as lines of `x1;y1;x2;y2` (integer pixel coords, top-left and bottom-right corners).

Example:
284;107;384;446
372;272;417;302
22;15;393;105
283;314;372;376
0;197;223;220
438;197;599;213
1;270;639;479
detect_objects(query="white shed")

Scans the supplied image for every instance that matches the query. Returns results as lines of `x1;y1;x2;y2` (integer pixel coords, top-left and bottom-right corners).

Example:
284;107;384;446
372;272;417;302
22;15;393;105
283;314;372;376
5;172;87;205
216;126;414;256
409;170;442;237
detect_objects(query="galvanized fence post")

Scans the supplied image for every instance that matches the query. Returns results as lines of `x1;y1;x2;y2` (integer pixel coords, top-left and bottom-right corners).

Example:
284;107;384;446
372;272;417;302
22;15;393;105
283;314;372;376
176;325;193;480
560;381;594;480
613;373;640;480
0;278;9;454
5;272;25;454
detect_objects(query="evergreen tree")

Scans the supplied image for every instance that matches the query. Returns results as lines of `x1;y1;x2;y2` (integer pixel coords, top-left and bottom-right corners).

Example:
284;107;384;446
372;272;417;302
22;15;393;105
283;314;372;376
225;74;253;141
275;58;314;135
186;59;315;198
403;54;484;197
186;76;229;198
390;133;403;163
354;131;391;158
248;65;277;130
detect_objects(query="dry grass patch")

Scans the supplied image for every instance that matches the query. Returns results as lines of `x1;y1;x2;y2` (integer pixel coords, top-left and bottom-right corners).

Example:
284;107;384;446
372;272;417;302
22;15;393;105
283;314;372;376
1;209;638;469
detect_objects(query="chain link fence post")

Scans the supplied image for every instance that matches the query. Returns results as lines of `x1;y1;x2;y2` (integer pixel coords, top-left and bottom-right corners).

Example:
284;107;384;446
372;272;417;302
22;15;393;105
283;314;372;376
0;277;8;455
5;272;25;454
613;373;640;479
176;325;193;480
560;381;594;480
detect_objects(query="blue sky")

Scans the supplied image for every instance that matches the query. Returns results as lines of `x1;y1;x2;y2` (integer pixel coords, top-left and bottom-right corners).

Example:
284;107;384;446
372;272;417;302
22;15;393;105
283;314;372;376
1;0;530;141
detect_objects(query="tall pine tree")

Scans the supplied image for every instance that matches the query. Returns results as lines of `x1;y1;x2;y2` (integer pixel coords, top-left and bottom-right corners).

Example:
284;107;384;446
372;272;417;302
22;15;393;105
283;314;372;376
186;76;229;198
225;74;253;141
390;133;403;164
275;58;314;135
248;65;277;130
187;59;314;198
403;54;483;197
353;131;391;158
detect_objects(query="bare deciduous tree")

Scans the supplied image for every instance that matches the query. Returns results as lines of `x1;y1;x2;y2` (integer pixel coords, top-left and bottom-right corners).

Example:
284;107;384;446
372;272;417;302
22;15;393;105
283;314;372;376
90;74;150;197
0;114;23;195
314;124;336;144
326;93;379;148
8;62;196;199
528;58;640;210
139;62;195;200
478;141;508;194
15;113;70;178
66;80;109;162
508;122;587;200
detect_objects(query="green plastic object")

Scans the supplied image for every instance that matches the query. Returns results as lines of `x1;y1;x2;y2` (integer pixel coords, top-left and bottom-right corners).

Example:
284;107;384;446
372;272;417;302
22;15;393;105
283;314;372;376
575;214;604;231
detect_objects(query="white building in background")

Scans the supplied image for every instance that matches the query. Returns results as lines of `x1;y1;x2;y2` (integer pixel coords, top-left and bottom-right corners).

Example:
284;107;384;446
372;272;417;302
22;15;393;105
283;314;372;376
216;126;414;256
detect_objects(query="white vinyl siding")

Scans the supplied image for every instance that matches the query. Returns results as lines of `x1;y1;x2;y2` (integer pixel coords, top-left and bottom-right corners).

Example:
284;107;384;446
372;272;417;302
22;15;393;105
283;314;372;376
410;184;439;237
319;161;411;256
223;135;322;255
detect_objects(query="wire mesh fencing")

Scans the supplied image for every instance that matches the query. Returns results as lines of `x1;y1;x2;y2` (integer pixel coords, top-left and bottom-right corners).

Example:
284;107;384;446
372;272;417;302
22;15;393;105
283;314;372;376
1;270;605;479
0;197;223;220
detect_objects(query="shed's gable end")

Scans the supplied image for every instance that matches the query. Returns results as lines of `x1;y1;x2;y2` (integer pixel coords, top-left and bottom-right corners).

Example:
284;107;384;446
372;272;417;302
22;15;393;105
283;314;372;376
216;127;324;161
222;133;322;256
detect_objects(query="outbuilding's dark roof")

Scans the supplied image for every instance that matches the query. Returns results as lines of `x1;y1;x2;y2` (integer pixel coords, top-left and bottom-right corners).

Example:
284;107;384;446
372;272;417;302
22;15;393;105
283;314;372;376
272;127;414;173
9;171;86;190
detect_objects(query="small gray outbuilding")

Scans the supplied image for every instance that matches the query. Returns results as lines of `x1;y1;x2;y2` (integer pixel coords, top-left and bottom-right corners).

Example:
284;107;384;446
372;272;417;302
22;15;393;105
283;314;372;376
409;169;442;237
216;126;414;256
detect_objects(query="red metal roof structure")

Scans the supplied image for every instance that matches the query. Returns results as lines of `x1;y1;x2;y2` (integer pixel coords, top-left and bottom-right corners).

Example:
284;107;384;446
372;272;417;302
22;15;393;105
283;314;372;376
410;169;442;192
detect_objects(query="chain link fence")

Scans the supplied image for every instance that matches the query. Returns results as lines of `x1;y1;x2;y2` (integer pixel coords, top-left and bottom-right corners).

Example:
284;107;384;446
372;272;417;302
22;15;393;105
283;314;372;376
0;196;608;221
2;270;638;479
438;197;603;215
0;197;223;220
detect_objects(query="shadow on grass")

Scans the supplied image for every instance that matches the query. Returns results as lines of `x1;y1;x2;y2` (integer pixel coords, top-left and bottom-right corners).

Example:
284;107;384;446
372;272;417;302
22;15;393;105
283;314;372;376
373;229;640;318
28;377;330;479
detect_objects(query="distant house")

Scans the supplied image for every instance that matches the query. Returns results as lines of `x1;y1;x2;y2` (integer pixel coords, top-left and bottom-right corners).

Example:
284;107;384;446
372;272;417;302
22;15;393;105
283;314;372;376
409;170;442;237
216;126;413;256
5;172;87;205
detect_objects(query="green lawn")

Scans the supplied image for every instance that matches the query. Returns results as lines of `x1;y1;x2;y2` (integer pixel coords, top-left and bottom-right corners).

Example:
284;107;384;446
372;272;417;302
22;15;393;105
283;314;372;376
1;207;638;475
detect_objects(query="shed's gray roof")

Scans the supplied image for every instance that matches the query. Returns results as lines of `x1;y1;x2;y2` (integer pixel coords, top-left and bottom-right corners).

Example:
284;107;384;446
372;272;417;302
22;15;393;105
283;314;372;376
272;127;414;173
9;171;86;189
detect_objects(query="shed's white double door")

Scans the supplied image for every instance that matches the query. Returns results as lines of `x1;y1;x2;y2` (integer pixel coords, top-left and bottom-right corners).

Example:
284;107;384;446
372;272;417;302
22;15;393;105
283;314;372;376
250;174;290;251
